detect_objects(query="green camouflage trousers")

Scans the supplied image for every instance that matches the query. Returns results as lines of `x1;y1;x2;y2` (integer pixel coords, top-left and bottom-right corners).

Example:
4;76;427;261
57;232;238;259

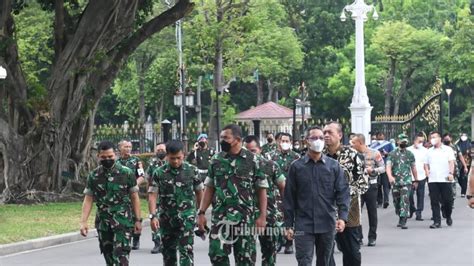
258;223;279;266
208;222;257;266
392;185;411;218
160;214;194;266
97;228;132;266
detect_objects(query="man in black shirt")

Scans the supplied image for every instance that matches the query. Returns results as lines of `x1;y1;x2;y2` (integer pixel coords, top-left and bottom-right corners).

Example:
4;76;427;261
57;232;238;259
284;126;350;266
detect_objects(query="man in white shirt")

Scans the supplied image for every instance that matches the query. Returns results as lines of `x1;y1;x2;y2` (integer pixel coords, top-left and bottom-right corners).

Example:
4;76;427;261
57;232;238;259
424;131;456;228
407;132;428;221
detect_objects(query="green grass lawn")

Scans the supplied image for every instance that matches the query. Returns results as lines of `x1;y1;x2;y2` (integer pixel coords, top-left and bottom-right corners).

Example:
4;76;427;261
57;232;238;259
0;199;149;245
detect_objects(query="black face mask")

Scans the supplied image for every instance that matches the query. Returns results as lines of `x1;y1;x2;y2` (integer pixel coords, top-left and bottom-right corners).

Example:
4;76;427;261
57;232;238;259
220;140;232;152
199;141;206;148
443;140;451;145
156;152;166;160
267;138;273;143
100;159;115;169
399;143;408;149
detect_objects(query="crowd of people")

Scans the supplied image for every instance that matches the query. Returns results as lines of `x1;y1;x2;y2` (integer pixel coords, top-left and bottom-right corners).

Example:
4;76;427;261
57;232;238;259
79;122;474;266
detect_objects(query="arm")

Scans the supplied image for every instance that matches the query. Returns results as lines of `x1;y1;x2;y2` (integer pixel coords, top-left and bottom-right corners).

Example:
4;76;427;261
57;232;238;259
283;164;296;229
386;162;395;184
374;151;386;174
197;186;215;231
80;195;93;237
195;189;203;209
458;151;468;171
448;160;455;181
277;181;285;199
257;188;267;218
131;191;142;233
334;164;350;222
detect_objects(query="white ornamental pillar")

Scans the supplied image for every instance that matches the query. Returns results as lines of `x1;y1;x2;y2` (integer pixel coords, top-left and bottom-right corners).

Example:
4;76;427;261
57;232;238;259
341;0;378;140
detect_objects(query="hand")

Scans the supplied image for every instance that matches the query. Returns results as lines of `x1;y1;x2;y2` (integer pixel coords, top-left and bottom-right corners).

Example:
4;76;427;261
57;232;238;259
134;221;142;234
80;222;88;237
412;181;418;190
366;167;373;175
464;167;468;175
197;213;207;232
151;217;160;232
285;228;295;241
469;197;474;209
447;174;454;182
388;176;395;185
136;176;146;186
335;219;346;233
255;215;267;234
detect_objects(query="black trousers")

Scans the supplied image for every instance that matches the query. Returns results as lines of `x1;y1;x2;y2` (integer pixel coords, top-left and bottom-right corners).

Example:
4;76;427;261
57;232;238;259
360;185;378;241
428;182;453;224
331;227;361;266
458;166;469;195
377;173;391;205
409;179;426;217
295;231;335;266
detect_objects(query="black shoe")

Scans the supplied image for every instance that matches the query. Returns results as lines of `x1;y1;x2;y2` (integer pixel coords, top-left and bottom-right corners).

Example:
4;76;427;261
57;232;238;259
368;239;376;246
132;237;140;250
284;245;294;254
442;209;447;218
430;223;441;229
446;217;453;226
383;202;389;209
415;215;424;221
151;241;161;254
400;218;408;229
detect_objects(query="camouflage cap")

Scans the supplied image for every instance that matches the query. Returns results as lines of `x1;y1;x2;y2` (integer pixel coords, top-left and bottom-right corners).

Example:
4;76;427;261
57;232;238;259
398;133;409;143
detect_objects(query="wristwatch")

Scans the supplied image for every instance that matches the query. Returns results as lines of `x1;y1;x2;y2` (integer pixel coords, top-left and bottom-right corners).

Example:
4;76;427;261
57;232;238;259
134;218;143;223
149;213;157;220
197;210;206;216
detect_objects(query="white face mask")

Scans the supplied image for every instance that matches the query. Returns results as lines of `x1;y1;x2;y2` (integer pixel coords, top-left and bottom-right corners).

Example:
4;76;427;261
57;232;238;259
430;138;438;146
461;136;468;142
309;139;325;153
416;143;423;149
281;143;291;151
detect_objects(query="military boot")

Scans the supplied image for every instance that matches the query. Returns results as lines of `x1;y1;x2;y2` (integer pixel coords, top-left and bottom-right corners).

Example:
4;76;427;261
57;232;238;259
400;217;408;229
150;239;161;254
132;236;140;250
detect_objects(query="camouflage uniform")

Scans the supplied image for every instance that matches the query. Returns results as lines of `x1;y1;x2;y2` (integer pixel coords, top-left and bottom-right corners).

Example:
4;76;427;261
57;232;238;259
267;150;300;209
146;157;166;246
149;162;203;265
187;148;214;182
204;149;269;266
387;148;416;218
261;143;277;157
256;155;286;266
117;155;143;243
448;144;461;199
83;163;138;266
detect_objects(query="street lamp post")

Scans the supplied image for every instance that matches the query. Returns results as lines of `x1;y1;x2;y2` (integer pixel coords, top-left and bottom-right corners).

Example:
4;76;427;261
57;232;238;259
446;88;452;127
294;82;311;138
341;0;378;140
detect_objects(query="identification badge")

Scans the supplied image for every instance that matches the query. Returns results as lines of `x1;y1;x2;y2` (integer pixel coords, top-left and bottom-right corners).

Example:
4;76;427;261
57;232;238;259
369;179;378;185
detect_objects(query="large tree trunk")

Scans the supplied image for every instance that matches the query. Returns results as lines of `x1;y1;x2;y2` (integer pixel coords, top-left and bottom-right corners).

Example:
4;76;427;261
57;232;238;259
0;0;194;202
384;58;396;115
393;68;415;116
267;79;274;103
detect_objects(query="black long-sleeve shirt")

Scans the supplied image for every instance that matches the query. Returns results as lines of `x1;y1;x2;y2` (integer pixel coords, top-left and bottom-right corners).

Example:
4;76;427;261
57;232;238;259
284;154;350;234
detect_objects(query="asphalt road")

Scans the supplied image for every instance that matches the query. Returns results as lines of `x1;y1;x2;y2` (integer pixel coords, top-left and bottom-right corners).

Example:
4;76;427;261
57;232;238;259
1;188;473;266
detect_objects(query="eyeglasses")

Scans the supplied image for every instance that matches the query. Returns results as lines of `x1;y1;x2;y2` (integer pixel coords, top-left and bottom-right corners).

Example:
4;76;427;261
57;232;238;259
307;136;324;141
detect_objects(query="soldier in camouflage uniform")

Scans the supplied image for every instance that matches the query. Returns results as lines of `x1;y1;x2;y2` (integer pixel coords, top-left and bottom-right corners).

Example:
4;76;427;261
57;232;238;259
323;122;368;266
187;133;215;182
146;142;167;254
244;135;286;266
267;132;300;254
148;140;204;265
197;124;269;266
117;139;146;250
261;132;277;156
386;133;419;229
80;141;142;266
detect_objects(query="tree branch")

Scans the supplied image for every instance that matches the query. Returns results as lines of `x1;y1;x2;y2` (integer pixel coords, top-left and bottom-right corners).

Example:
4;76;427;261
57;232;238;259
54;0;66;63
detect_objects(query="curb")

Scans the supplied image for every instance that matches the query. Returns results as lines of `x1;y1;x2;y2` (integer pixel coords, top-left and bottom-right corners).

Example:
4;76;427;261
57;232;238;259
0;220;150;257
